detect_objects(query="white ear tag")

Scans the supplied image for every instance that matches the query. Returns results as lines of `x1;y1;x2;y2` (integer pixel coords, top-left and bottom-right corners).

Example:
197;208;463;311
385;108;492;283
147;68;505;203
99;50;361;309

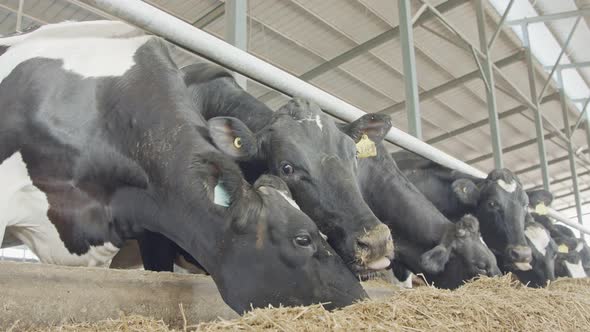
214;183;231;207
356;134;377;159
535;202;548;215
558;244;569;254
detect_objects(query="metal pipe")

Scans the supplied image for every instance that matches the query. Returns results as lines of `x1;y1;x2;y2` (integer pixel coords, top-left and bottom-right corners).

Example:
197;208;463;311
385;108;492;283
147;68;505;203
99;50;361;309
427;93;558;145
537;16;582;103
522;23;550;191
487;0;515;50
225;0;248;89
557;70;585;237
412;4;428;25
475;0;503;169
586;102;590;159
570;97;590;138
380;50;524;115
398;0;422;139
16;0;24;33
507;7;590;25
526;170;590;191
76;0;589;234
546;61;590;70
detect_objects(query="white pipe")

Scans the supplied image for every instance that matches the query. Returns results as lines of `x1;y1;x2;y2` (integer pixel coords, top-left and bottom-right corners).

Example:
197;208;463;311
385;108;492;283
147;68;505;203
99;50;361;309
78;0;589;235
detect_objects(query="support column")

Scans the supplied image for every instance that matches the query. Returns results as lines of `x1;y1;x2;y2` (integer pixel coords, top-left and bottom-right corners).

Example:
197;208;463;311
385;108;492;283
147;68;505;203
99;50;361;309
522;24;551;191
398;0;422;139
586;105;590;158
475;0;503;169
557;70;585;238
225;0;248;89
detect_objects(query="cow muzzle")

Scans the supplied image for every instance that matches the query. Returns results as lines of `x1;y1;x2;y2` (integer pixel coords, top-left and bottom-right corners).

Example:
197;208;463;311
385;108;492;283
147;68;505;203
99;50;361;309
354;224;394;271
507;245;533;271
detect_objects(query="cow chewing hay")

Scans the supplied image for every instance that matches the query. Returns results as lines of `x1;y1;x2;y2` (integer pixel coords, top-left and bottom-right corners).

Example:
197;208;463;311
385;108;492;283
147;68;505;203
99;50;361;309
23;275;590;332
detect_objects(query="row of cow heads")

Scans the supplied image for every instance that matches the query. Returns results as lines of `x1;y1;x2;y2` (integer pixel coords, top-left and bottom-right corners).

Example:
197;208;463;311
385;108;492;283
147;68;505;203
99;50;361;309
340;113;499;282
207;98;394;276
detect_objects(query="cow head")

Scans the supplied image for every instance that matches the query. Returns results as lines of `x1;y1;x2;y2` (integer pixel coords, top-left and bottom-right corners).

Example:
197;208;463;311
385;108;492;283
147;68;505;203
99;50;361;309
451;169;533;272
550;224;589;278
208;98;394;275
420;215;501;278
196;167;368;312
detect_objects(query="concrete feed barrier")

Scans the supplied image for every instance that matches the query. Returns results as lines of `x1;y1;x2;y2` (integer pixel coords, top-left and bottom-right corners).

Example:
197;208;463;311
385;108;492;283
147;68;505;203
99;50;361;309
0;261;398;329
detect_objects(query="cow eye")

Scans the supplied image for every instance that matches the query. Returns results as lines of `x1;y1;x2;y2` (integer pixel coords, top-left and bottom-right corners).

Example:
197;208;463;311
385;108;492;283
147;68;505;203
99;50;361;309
488;200;498;209
294;234;312;247
281;163;294;176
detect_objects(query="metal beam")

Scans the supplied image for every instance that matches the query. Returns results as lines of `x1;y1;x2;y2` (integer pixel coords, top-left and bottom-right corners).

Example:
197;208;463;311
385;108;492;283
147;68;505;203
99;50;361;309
514;151;585;176
0;2;48;25
257;0;467;103
16;0;24;33
380;50;524;115
570;98;590;138
192;3;224;29
398;0;422;139
507;7;590;25
537;16;582;103
555;186;590;201
586;103;590;160
526;170;590;191
427;93;558;145
468;124;581;165
522;23;550;190
488;0;515;50
225;0;248;89
557;69;584;236
546;61;590;71
475;0;502;168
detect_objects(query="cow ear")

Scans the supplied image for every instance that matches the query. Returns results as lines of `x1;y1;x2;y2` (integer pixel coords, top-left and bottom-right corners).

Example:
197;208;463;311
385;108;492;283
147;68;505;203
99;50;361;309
420;245;450;274
340;113;392;144
452;178;480;207
208;117;258;160
253;175;300;209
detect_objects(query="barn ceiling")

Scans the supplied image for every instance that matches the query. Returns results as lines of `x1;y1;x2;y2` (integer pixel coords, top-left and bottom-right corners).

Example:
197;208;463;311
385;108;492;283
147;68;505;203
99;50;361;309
0;0;589;225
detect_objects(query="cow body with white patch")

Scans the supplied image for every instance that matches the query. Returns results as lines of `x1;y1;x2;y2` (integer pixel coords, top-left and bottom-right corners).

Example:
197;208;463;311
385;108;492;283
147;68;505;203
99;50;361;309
527;189;588;280
0;21;367;312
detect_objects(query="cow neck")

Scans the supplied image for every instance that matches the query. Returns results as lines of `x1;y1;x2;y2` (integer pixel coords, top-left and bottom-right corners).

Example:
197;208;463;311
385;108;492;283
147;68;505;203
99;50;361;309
358;144;450;247
193;78;274;132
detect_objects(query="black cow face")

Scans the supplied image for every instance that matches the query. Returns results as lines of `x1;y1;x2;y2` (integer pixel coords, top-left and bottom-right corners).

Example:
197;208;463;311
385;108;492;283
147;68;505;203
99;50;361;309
451;170;533;271
209;99;394;275
420;215;500;278
211;174;367;313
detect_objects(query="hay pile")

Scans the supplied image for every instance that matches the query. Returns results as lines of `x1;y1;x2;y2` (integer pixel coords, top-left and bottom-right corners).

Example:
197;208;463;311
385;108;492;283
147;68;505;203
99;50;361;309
23;275;590;332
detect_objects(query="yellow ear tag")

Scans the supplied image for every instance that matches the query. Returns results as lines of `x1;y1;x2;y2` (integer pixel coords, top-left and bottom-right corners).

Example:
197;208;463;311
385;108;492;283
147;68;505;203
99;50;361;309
233;137;242;149
535;202;548;215
356;134;377;159
558;244;569;254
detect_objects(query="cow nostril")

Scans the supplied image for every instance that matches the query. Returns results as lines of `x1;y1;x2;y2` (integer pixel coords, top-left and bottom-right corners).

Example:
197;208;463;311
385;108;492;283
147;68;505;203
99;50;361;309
356;239;370;251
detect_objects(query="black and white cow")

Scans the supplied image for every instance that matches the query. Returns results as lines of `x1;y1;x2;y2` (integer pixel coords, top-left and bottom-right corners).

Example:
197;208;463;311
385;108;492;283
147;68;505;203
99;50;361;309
527;189;588;279
339;114;500;289
138;62;395;276
0;21;367;312
392;150;535;275
512;213;558;287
